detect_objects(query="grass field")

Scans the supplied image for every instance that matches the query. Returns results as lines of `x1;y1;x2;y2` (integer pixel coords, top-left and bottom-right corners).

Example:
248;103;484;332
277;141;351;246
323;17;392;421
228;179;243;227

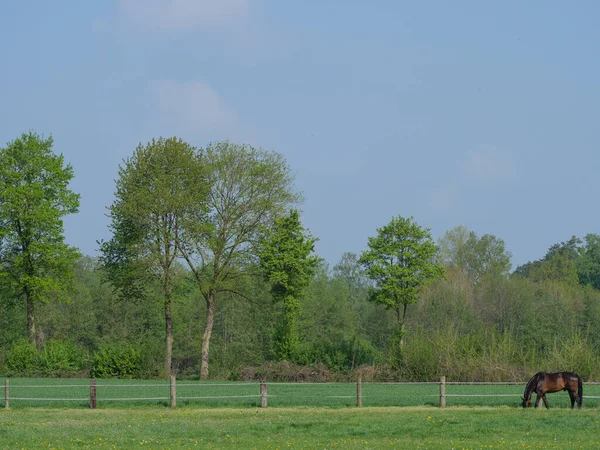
1;406;599;448
3;378;600;409
2;378;600;448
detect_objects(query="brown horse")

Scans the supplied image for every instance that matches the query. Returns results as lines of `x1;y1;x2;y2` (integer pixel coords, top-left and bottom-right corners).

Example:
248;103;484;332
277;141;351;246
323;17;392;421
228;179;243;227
522;371;582;409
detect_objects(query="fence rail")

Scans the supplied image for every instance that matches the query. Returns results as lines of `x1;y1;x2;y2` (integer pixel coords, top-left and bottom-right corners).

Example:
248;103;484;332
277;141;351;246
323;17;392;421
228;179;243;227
3;377;599;409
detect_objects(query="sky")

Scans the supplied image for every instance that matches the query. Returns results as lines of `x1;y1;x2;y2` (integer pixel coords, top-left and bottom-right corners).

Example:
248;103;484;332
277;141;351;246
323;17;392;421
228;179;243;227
1;1;599;270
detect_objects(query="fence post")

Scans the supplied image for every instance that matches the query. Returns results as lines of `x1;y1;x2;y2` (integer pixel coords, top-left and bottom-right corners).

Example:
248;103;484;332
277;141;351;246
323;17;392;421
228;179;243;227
170;375;176;408
260;380;267;408
440;376;446;408
357;374;362;407
90;379;97;409
4;379;8;409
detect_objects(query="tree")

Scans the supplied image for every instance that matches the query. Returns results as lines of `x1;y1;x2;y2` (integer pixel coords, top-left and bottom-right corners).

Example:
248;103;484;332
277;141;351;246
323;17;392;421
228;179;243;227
358;215;444;368
0;132;80;347
514;236;581;287
258;209;320;361
99;137;206;376
178;141;300;379
438;225;512;283
576;234;600;290
333;252;369;305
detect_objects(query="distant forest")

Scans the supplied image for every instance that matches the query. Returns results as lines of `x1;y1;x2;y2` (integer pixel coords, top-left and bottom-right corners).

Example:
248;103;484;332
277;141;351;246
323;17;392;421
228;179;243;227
1;132;600;381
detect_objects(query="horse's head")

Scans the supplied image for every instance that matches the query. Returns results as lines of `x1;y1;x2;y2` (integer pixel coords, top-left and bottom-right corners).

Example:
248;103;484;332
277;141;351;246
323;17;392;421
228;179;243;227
521;397;531;408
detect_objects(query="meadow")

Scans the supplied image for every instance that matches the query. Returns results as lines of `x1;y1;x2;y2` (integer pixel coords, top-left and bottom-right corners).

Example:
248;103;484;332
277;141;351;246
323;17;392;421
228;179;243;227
3;378;600;409
3;379;600;448
1;406;600;448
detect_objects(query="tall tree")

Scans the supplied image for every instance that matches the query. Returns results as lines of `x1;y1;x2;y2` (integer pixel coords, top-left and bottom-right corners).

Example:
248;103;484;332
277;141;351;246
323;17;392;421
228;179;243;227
178;141;300;379
99;137;206;376
258;209;319;361
333;252;369;305
438;225;512;283
514;236;581;287
0;132;80;346
359;215;444;368
577;234;600;290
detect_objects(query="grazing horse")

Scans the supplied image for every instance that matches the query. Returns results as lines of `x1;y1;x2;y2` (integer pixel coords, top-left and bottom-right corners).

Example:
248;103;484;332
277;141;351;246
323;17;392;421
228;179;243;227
522;371;582;409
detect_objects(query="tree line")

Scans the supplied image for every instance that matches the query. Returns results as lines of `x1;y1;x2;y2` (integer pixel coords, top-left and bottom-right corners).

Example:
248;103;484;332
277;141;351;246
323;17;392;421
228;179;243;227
1;131;600;381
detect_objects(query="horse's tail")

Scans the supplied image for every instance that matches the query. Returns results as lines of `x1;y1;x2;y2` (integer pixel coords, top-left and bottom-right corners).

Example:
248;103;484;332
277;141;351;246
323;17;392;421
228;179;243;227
577;374;583;408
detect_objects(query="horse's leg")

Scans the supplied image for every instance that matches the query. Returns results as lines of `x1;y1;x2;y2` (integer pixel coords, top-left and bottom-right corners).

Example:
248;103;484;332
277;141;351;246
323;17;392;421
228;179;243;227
542;394;550;409
534;393;541;408
568;390;576;409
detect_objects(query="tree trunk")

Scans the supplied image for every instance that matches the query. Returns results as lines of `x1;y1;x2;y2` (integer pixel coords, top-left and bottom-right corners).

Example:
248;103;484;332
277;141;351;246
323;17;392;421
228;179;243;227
26;292;37;348
399;303;408;349
200;291;216;380
164;301;173;377
393;304;408;370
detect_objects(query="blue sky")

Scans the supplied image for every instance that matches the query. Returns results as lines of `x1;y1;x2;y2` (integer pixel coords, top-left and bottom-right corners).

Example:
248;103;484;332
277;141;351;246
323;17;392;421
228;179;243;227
1;1;599;269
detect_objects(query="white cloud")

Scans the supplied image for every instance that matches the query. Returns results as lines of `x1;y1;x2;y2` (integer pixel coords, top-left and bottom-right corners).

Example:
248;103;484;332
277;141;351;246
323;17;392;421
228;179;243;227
153;80;238;134
460;149;516;185
118;0;249;30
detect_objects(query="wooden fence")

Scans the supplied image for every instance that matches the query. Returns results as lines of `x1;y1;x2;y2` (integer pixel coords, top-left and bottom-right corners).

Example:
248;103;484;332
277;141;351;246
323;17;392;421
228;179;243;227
4;377;600;409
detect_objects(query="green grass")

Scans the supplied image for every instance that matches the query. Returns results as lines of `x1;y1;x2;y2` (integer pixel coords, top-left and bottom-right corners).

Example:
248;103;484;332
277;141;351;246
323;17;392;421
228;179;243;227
0;406;599;448
3;378;600;409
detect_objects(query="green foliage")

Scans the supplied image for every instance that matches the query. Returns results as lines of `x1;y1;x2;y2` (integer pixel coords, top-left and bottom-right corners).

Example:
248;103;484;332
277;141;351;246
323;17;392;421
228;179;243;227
6;339;87;376
100;136;206;376
359;216;444;313
185;141;301;299
179;141;301;379
0;131;80;344
259;209;319;301
259;209;320;361
92;344;141;379
99;136;204;302
6;339;39;374
577;234;600;289
438;226;512;282
38;340;87;375
545;333;599;380
529;252;579;287
3;128;600;387
295;338;382;372
359;215;444;369
515;236;581;287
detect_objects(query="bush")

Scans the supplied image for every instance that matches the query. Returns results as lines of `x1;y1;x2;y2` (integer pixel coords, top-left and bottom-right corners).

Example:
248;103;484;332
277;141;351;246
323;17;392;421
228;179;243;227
545;333;600;380
294;338;383;372
38;340;88;376
137;339;165;379
5;339;88;377
92;344;141;379
6;339;39;375
240;360;332;382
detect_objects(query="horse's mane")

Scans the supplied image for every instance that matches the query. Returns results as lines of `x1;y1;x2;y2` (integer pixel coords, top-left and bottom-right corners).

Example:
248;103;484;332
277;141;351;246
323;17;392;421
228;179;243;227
523;372;542;399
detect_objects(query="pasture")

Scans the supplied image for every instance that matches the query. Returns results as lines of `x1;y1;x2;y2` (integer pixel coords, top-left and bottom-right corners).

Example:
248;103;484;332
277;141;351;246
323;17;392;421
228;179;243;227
2;379;600;448
1;407;600;448
4;378;600;409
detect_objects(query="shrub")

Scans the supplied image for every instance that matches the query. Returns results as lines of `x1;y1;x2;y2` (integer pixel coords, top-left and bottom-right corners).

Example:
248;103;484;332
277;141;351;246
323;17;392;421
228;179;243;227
240;360;332;382
6;339;39;375
545;333;600;380
38;340;88;376
91;344;141;379
293;338;383;372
